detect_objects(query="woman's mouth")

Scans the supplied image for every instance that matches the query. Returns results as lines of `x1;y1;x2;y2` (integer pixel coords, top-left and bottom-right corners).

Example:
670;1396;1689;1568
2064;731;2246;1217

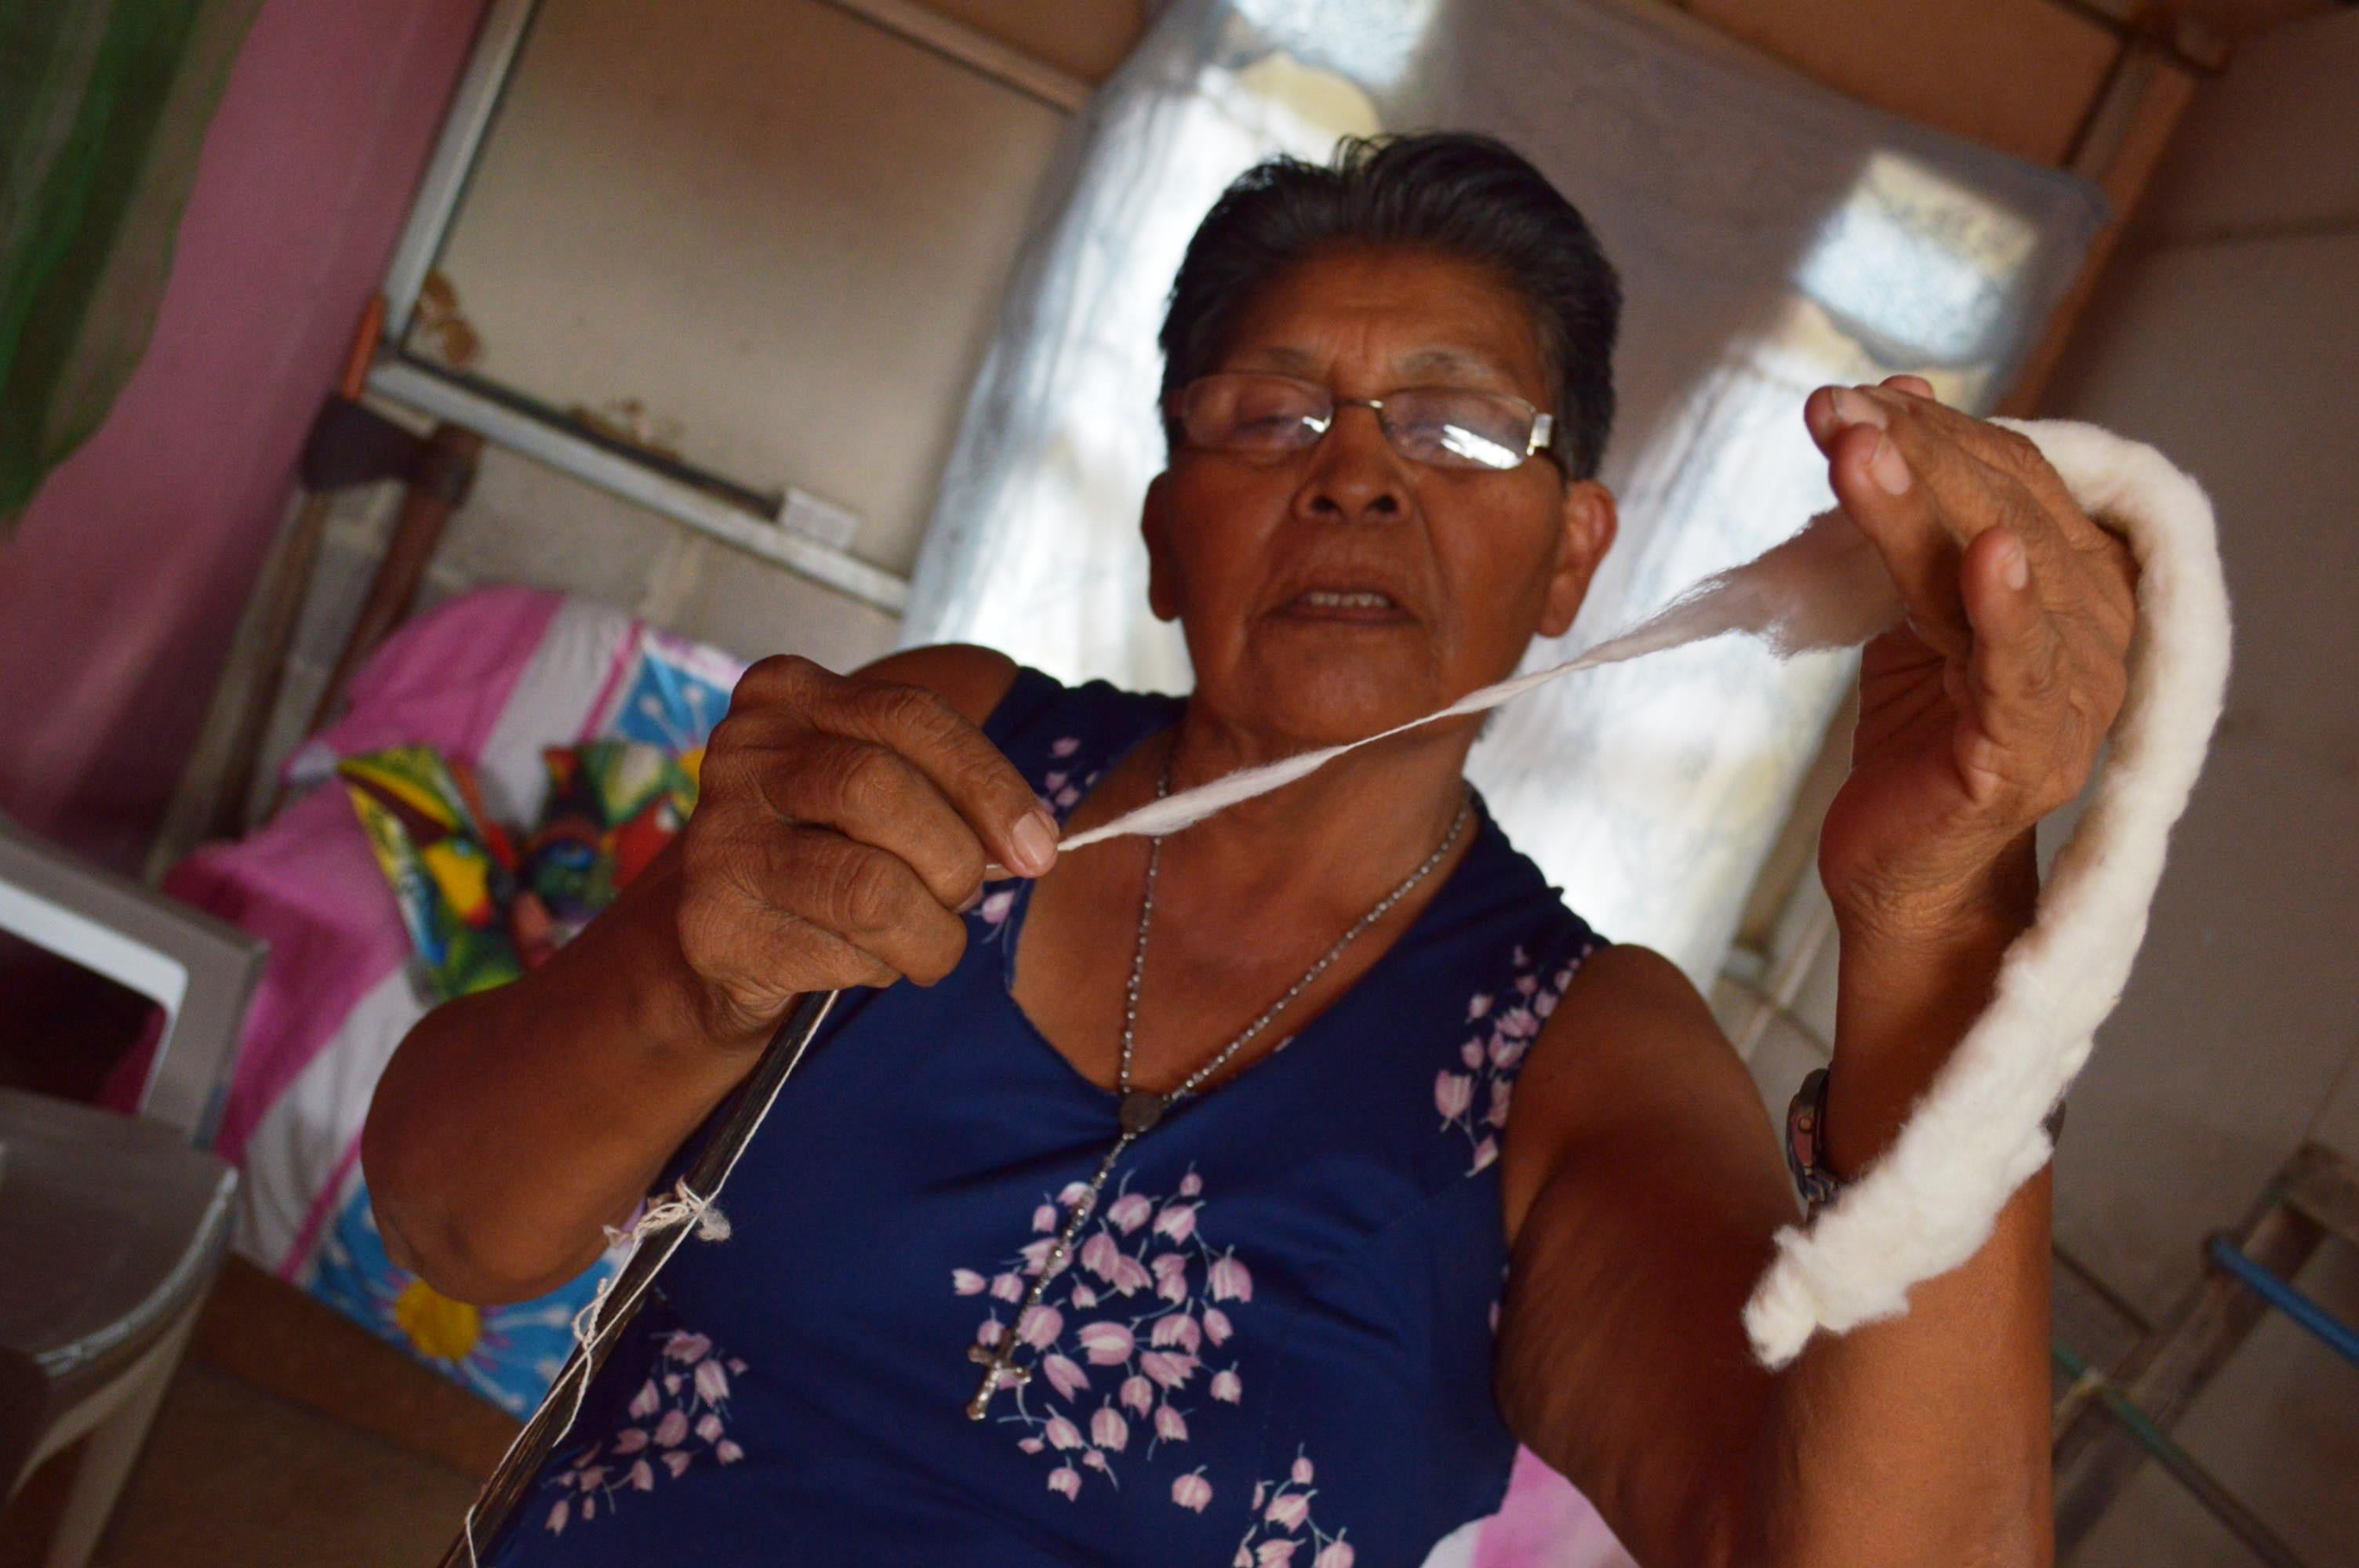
1282;588;1413;623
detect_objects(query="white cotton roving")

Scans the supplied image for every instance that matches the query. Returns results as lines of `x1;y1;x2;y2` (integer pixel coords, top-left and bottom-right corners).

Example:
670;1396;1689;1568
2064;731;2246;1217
1739;417;2229;1366
1058;418;2230;1369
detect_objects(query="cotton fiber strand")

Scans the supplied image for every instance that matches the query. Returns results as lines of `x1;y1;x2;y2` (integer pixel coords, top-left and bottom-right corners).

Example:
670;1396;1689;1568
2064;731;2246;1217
1060;418;2230;1367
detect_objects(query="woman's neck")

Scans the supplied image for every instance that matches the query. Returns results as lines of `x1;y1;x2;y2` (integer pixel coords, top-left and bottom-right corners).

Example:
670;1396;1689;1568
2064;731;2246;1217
1132;700;1478;923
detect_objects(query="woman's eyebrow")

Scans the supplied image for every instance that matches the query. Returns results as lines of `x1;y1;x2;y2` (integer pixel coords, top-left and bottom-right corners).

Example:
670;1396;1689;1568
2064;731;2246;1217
1395;347;1514;386
1225;343;1520;389
1229;345;1320;373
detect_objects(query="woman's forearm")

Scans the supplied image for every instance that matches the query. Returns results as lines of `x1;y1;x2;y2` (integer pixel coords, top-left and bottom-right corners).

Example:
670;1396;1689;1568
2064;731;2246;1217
1495;883;2052;1566
361;845;769;1305
1761;847;2053;1566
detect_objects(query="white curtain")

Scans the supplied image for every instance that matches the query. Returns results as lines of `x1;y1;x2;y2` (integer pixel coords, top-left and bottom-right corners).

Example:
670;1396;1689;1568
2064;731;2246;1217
903;0;2103;982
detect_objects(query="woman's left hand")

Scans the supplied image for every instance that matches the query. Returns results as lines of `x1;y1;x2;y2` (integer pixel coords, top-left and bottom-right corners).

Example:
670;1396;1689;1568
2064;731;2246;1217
1808;376;2139;943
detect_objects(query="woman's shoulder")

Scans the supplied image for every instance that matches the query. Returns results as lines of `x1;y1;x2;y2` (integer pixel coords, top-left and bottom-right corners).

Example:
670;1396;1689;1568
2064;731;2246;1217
856;643;1020;724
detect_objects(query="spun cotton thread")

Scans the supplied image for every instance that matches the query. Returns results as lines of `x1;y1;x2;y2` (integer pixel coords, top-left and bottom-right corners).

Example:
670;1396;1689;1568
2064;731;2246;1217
1060;500;1903;851
461;1178;729;1563
1056;417;2229;1367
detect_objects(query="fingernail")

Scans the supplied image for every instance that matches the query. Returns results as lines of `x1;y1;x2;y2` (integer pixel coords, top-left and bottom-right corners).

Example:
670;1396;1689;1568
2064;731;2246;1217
956;884;984;914
1869;434;1911;495
2000;532;2030;590
1805;387;1840;442
1009;809;1059;876
1833;388;1888;430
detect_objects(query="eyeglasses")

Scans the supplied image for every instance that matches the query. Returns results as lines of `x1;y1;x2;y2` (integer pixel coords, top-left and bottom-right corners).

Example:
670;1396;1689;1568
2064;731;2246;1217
1169;372;1558;472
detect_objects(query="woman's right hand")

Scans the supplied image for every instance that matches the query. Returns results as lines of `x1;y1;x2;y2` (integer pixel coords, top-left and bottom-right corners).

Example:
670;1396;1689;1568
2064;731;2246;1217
673;655;1060;1044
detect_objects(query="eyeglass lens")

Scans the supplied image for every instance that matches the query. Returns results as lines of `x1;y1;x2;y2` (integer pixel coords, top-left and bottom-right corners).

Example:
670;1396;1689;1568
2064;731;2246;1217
1178;375;1541;471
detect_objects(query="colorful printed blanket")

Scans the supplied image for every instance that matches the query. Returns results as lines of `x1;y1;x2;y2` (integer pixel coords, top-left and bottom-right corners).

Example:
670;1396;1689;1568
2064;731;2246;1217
337;740;698;1000
155;588;742;1417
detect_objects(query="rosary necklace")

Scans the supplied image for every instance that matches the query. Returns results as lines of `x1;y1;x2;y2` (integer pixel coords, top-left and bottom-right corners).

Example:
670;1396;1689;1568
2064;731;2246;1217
966;757;1471;1417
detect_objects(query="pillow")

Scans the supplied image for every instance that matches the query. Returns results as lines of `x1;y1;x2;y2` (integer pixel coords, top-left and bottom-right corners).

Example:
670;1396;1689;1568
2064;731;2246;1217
511;740;699;965
338;740;698;1002
338;746;525;1001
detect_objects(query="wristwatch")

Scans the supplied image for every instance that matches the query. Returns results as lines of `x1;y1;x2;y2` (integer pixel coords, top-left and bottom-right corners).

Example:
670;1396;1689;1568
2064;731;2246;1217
1785;1066;2065;1217
1783;1068;1845;1217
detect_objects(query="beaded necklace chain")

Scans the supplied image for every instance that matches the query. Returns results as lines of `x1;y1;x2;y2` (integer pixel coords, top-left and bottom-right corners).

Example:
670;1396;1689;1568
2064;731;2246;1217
965;760;1470;1417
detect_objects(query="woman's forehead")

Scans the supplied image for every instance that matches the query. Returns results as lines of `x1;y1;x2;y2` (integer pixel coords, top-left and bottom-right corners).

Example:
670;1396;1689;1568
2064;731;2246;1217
1215;247;1548;397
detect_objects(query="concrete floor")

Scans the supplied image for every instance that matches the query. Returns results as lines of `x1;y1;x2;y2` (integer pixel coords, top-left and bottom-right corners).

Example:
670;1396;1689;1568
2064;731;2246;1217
89;1362;476;1568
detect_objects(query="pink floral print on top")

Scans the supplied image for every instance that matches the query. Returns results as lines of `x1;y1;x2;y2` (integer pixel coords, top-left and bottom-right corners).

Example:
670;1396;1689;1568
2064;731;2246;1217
1232;1449;1354;1567
542;1327;745;1536
972;735;1100;940
1037;735;1094;815
952;1165;1251;1502
1434;940;1595;1174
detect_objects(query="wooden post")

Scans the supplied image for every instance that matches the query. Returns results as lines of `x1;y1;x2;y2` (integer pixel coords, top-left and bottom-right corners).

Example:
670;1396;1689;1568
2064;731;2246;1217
302;422;482;738
2001;37;2201;416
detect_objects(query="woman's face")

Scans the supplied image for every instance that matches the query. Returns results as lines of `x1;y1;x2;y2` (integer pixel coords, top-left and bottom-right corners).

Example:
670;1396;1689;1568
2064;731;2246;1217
1146;245;1617;750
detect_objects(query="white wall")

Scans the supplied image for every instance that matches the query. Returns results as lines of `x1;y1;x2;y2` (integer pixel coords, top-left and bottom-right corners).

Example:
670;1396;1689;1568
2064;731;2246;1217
244;0;1147;795
426;0;1078;575
2042;13;2359;1326
2032;12;2359;1562
1725;16;2359;1558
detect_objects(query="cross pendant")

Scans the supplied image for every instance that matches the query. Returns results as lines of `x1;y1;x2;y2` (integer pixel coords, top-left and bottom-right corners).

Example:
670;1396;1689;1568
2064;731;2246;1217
966;1341;1030;1420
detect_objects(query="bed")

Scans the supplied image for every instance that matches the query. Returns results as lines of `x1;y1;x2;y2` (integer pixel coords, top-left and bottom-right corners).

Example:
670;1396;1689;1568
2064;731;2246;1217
133;584;743;1418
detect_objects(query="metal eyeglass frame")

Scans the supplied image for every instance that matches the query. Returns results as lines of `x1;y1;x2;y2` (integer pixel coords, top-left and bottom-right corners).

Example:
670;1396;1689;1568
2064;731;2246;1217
1172;374;1560;472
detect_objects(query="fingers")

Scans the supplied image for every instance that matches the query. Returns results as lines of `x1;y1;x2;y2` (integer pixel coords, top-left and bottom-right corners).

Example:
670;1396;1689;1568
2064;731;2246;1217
679;807;973;997
1823;413;1975;660
680;655;1057;1007
754;735;990;912
1814;381;2118;561
1807;385;2137;823
676;824;903;1012
1955;527;2071;808
1801;375;1932;454
761;826;972;985
738;657;1059;879
1809;383;2087;660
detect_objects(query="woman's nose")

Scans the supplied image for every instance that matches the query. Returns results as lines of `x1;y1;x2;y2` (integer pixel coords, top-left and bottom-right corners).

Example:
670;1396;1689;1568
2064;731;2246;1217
1294;404;1408;524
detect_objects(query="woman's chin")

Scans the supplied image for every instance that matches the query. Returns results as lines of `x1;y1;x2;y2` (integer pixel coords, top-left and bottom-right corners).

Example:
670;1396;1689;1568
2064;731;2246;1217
1219;631;1454;746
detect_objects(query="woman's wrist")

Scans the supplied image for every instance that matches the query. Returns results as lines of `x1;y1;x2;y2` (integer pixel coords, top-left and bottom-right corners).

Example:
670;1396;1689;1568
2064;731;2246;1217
540;861;781;1073
1822;855;2035;1177
1823;828;2039;956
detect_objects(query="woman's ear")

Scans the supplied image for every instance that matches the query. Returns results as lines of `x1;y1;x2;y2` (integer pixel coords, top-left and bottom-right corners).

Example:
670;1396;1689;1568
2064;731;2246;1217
1539;478;1617;639
1143;473;1182;623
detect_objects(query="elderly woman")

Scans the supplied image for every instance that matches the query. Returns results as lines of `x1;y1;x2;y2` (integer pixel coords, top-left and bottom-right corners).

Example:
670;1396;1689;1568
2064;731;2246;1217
365;134;2133;1567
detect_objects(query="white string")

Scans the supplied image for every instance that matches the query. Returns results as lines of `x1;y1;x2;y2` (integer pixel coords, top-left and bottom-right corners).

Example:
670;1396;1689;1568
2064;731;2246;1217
1060;500;1902;851
460;993;838;1563
1743;418;2228;1363
1054;418;2229;1369
461;1179;724;1563
605;1182;732;1247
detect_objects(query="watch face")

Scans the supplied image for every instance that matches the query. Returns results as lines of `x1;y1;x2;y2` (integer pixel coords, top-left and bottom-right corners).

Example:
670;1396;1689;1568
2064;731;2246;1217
1787;1069;1841;1214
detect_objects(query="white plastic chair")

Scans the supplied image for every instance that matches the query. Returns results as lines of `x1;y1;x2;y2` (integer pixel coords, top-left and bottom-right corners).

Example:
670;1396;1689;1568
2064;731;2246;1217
0;810;264;1566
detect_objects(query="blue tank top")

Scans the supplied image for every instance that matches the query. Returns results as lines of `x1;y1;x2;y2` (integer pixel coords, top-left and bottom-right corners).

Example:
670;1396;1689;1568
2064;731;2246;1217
491;670;1603;1568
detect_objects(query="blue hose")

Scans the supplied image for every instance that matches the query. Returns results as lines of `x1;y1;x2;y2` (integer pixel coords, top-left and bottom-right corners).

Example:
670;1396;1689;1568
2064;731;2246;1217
2206;1234;2359;1372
